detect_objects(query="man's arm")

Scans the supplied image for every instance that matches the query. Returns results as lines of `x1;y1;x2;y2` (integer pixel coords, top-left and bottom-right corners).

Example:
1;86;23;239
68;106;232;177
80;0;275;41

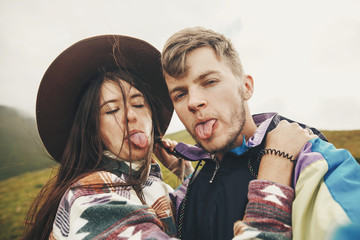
233;120;316;240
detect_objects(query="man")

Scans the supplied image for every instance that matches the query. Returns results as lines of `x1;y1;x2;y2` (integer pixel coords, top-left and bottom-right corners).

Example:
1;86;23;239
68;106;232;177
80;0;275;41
160;27;360;240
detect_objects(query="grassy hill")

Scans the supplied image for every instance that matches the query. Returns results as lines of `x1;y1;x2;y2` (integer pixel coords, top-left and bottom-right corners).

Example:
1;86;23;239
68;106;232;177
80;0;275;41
0;109;359;240
0;106;56;181
0;167;56;240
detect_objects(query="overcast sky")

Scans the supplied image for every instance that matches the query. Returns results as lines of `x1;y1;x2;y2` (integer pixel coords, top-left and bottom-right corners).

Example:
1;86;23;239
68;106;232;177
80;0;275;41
1;0;360;134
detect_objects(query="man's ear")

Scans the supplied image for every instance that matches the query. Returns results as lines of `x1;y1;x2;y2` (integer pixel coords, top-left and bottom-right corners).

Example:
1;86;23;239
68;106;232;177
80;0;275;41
242;75;254;100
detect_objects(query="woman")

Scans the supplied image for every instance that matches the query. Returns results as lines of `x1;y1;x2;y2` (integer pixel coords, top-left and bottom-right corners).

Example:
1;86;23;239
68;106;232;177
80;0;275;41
24;34;312;240
24;35;190;239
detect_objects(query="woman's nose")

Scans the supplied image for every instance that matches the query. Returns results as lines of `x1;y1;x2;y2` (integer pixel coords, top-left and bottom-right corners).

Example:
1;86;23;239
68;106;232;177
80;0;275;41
126;108;137;122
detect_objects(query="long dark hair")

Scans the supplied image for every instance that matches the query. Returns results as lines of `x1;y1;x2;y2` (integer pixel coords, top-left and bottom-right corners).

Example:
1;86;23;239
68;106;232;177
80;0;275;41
23;69;162;240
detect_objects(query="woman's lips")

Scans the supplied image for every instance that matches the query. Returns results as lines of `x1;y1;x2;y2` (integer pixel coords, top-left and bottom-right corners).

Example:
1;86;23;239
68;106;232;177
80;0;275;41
195;119;217;140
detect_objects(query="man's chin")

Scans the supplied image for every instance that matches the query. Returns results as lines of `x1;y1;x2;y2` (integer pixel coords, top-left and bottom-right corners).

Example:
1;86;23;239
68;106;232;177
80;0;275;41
196;134;240;155
195;138;224;154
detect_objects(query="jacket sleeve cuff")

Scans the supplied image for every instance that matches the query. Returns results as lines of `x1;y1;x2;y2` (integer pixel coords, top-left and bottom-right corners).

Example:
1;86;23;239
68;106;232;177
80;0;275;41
232;180;294;239
246;179;294;226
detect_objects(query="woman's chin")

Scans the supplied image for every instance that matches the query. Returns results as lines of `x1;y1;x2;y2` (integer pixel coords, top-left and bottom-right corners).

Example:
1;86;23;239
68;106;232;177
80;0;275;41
129;147;150;160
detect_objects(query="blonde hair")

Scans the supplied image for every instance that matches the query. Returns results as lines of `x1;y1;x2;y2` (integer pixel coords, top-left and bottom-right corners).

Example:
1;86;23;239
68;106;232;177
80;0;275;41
162;26;245;79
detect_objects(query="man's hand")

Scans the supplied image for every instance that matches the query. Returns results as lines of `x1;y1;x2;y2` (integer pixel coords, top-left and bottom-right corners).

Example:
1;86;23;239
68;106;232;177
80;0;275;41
257;120;317;186
154;138;194;180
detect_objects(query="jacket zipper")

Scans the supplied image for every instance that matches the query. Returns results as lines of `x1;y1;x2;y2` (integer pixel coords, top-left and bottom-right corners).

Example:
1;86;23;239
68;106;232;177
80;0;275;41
200;156;220;238
209;157;220;183
199;149;251;238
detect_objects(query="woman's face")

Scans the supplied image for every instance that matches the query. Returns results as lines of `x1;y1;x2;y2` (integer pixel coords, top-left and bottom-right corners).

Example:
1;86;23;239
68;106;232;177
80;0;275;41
99;80;153;161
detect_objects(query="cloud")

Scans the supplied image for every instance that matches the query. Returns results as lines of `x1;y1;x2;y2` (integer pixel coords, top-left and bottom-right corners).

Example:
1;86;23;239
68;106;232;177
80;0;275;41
311;96;360;130
314;17;360;69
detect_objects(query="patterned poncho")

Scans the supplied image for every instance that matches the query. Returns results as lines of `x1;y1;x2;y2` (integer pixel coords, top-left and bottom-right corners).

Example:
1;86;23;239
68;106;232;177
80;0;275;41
50;156;178;240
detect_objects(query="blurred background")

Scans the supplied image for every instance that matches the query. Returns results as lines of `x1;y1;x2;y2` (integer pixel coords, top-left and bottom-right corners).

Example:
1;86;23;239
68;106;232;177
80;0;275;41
1;0;359;239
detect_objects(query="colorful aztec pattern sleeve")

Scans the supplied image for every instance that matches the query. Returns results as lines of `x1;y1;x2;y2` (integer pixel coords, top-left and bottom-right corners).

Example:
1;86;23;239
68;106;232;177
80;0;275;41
233;180;294;240
50;171;178;240
292;138;360;240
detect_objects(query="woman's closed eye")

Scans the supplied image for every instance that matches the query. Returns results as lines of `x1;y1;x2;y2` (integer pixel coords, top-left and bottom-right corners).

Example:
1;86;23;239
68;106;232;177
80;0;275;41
105;108;120;114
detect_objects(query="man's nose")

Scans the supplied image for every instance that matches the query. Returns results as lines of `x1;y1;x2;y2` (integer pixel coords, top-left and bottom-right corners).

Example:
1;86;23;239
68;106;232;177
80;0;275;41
187;91;206;112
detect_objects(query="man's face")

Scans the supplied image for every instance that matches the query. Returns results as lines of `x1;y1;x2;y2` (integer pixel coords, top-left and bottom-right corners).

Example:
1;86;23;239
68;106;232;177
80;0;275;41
165;47;252;154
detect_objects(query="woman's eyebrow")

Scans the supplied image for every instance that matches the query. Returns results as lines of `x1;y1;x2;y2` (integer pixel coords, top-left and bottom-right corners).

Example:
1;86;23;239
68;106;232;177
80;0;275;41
100;99;119;109
100;93;143;109
129;93;144;100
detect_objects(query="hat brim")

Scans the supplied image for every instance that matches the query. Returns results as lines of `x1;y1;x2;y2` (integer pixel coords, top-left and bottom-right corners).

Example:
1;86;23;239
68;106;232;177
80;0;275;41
36;35;173;161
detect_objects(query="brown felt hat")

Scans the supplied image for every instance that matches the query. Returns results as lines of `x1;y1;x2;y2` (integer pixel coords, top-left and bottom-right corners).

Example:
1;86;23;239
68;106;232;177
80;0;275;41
36;35;173;161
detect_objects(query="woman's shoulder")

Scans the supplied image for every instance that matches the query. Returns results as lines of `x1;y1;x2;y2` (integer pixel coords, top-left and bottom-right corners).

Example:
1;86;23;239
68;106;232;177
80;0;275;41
66;171;128;198
74;170;124;186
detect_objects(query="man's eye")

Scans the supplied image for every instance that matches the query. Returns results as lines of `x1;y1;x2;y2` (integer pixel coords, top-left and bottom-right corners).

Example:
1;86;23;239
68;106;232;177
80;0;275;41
175;92;186;101
204;80;217;86
106;108;119;114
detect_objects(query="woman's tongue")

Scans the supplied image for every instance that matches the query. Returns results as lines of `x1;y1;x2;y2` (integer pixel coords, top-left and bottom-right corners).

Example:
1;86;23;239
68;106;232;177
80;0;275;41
195;119;216;140
130;132;148;148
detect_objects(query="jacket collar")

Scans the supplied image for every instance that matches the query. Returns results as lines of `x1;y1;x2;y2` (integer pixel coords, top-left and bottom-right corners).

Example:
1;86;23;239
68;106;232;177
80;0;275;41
100;151;162;179
101;152;142;177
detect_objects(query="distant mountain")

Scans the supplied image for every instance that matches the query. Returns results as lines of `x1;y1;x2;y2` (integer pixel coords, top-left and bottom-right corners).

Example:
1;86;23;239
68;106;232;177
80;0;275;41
0;105;56;180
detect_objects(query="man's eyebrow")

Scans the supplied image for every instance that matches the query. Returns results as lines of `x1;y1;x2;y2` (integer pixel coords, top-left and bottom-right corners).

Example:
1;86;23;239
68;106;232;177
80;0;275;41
169;86;187;96
169;70;220;96
195;70;220;83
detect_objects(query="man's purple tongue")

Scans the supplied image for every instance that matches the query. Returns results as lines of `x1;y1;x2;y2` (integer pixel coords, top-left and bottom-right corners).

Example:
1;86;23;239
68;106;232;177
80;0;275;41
195;119;216;140
130;132;148;148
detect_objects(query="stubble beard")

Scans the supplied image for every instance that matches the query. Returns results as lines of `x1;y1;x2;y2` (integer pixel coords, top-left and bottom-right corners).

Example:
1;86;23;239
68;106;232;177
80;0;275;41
188;99;247;155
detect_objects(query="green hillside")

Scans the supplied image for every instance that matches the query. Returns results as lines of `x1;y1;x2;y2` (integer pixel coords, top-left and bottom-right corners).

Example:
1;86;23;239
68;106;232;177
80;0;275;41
0;106;56;181
0;167;56;240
